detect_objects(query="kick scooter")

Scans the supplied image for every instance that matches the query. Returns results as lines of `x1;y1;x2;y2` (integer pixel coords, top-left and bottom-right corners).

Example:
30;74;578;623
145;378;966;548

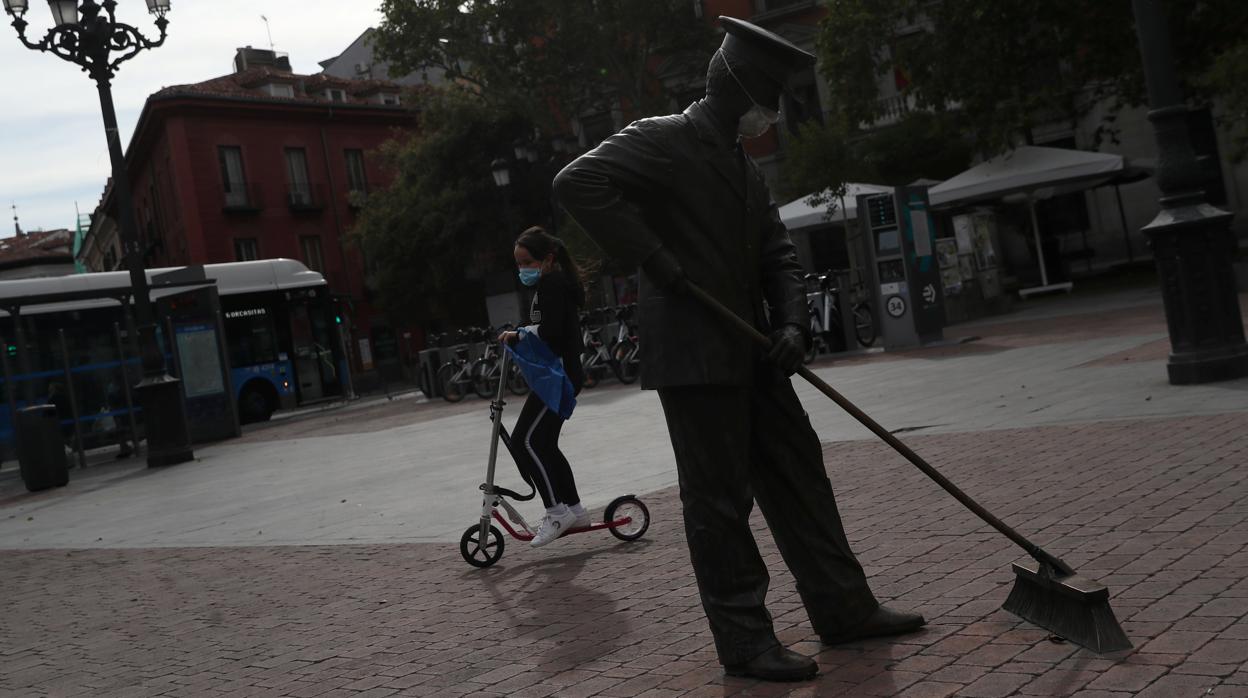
459;347;650;568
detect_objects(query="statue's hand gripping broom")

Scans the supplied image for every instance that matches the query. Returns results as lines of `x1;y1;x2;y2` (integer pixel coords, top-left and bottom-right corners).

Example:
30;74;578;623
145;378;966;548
685;281;1131;654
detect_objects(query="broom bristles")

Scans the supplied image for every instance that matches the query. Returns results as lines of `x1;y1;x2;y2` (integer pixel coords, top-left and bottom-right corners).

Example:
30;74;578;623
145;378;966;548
1002;562;1132;654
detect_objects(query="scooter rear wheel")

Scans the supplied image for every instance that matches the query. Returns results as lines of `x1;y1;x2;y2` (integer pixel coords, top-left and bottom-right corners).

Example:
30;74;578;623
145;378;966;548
460;524;505;568
604;495;650;542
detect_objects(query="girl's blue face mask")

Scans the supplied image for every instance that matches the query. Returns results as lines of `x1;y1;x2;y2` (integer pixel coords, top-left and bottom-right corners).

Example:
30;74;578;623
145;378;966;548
518;268;542;286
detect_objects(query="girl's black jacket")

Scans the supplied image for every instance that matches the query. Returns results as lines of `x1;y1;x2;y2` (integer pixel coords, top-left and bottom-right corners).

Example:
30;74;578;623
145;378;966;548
525;270;586;391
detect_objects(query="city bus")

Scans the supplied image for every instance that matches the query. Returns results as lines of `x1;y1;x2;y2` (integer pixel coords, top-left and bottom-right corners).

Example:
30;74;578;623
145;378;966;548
0;259;347;457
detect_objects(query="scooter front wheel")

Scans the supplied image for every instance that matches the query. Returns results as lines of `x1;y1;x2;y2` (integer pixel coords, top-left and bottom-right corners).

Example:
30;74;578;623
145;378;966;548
604;495;650;542
460;524;505;567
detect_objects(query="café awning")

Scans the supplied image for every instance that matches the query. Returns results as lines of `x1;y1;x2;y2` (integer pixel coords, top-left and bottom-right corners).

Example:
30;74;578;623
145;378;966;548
928;146;1151;297
928;145;1126;208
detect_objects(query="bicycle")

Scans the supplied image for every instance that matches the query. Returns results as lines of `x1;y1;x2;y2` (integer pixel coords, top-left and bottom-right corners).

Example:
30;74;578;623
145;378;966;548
846;278;877;348
607;304;640;384
579;310;620;388
471;326;529;398
436;342;477;403
803;273;842;364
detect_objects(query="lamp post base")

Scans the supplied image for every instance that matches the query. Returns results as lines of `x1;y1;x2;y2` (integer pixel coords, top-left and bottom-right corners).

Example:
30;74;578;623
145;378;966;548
135;374;194;467
1167;346;1248;385
1146;203;1248;386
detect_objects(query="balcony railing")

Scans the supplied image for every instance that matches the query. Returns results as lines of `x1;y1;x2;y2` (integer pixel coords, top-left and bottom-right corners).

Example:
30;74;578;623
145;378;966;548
871;93;916;127
287;182;326;212
222;183;263;213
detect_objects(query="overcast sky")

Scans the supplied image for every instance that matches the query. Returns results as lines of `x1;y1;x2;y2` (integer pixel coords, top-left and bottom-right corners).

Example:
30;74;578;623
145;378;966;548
0;0;385;236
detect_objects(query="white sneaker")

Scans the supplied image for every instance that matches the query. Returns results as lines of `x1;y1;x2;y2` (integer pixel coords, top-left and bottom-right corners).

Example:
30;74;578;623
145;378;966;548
571;510;592;529
530;508;578;547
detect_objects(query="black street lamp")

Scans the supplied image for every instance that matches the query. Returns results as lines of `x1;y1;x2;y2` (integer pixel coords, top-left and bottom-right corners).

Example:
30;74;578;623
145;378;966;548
1131;0;1248;384
4;0;193;465
490;156;515;238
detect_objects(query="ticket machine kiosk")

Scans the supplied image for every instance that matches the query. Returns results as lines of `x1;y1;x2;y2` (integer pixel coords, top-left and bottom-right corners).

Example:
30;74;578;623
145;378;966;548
154;267;240;444
857;186;945;350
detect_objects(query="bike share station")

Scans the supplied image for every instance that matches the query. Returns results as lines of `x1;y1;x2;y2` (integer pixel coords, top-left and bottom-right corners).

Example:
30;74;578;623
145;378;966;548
857;186;946;350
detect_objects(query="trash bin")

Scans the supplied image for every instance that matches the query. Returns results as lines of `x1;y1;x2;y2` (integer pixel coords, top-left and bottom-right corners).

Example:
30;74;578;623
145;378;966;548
418;349;443;399
17;405;69;493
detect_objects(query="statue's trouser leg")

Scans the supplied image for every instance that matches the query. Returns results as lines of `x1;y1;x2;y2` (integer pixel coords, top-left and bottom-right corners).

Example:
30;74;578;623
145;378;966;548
658;375;879;664
658;384;779;666
747;371;879;636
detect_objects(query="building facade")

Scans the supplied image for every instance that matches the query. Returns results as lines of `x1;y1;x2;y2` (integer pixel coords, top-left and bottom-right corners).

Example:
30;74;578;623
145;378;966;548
79;49;418;380
319;28;448;88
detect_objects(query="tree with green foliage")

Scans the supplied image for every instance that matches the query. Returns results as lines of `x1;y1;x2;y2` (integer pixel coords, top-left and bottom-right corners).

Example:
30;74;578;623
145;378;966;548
816;0;1248;155
351;91;530;326
374;0;712;129
354;0;714;326
781;0;1248;220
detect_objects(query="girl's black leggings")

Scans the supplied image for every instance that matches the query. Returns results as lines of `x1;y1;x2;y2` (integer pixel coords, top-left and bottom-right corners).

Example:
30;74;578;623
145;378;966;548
511;392;581;509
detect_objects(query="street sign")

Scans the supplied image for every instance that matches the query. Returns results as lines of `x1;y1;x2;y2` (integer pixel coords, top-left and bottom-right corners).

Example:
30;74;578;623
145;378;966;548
886;295;907;318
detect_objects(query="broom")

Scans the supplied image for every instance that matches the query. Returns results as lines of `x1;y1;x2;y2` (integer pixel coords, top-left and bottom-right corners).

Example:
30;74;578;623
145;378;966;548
684;282;1131;654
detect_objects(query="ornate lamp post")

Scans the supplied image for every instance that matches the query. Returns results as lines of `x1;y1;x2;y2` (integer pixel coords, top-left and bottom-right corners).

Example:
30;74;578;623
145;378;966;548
3;0;193;465
1131;0;1248;384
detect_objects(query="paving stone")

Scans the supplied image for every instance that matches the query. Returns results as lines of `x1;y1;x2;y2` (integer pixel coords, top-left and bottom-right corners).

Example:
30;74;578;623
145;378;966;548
1085;664;1167;692
1133;673;1221;697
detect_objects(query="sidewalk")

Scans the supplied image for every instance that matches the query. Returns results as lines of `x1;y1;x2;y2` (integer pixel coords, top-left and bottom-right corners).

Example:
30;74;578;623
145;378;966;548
2;282;1247;697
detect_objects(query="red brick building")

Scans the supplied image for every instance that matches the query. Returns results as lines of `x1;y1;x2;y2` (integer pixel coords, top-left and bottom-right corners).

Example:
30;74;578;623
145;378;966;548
82;48;418;378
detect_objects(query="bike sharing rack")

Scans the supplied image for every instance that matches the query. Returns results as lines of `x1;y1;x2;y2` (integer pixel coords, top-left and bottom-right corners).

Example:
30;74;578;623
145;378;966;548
806;270;857;355
858;186;946;351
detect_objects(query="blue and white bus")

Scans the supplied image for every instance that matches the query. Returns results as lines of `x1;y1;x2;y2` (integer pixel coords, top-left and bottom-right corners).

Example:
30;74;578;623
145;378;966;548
0;259;347;456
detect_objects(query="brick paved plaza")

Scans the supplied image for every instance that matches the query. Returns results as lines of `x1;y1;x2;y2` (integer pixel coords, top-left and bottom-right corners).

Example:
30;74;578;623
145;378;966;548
2;283;1247;697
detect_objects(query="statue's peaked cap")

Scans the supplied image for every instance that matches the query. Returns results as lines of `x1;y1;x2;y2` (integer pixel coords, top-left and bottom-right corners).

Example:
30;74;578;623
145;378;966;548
717;16;816;87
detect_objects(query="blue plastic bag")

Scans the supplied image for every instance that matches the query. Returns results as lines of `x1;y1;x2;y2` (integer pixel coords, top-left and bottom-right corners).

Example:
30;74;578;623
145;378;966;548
504;330;577;419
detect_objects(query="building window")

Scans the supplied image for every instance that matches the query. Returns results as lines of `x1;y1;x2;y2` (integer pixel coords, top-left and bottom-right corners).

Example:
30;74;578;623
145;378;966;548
325;88;346;102
300;236;325;273
268;83;295;98
103;244;117;271
218;146;248;207
285;148;312;206
379;92;401;106
344;149;368;194
234;238;259;261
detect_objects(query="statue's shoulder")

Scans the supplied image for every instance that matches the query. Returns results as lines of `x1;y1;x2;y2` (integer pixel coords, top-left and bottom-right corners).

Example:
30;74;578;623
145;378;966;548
623;113;690;141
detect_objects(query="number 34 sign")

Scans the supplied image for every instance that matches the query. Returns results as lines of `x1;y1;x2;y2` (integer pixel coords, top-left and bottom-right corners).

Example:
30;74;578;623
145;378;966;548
885;295;907;318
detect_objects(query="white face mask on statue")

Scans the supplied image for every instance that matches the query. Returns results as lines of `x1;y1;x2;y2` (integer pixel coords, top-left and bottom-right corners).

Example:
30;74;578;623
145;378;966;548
718;49;781;139
738;103;781;138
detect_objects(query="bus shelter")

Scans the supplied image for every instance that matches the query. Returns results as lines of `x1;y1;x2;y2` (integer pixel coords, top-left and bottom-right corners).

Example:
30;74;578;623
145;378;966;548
0;259;346;467
0;276;228;467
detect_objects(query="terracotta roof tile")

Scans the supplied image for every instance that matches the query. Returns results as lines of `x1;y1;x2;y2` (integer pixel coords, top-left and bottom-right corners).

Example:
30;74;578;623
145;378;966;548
0;229;74;265
153;67;408;106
